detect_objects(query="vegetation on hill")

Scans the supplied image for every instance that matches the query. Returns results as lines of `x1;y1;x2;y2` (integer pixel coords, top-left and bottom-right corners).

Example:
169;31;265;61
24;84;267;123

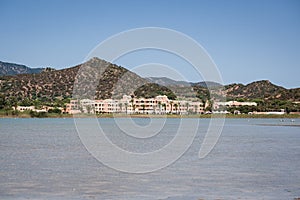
0;58;176;107
134;83;176;99
225;80;300;101
223;80;300;112
0;65;77;101
147;79;300;112
0;58;299;114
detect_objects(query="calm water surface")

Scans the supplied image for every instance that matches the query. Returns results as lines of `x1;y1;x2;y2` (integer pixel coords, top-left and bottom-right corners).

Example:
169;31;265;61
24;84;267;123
0;118;299;200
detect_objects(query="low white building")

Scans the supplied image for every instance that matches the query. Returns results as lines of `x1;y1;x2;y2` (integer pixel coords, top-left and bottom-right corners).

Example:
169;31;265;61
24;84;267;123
15;106;35;112
214;101;257;109
15;105;64;113
252;109;285;115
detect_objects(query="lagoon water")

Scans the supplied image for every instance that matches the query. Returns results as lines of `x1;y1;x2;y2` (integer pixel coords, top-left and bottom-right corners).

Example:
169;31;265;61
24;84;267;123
0;118;299;200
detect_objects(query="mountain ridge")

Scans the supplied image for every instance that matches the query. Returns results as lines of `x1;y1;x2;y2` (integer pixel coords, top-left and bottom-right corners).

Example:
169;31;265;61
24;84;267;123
0;58;299;103
0;58;176;102
0;61;46;76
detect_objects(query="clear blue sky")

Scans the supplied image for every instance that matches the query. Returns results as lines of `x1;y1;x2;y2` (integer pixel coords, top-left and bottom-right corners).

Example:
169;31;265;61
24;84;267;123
0;0;299;88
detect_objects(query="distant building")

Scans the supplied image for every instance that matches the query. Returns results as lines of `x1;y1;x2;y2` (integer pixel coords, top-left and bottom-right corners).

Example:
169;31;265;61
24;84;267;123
213;101;257;109
66;95;204;114
15;106;35;112
253;109;285;115
14;105;64;113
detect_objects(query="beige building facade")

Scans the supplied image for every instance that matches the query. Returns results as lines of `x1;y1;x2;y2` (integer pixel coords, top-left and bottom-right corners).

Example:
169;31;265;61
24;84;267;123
66;95;204;114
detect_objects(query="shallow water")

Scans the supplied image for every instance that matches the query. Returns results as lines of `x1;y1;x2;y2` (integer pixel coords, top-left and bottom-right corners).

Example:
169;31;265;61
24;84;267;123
0;118;299;200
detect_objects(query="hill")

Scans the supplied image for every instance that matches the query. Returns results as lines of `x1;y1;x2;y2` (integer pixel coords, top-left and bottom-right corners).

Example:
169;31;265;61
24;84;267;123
0;58;299;107
0;58;175;102
0;61;45;76
225;80;300;101
146;77;222;88
146;77;191;86
146;77;300;102
146;77;222;100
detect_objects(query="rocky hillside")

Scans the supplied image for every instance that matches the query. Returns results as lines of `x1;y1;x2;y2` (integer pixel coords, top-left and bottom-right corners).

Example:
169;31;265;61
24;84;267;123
147;78;300;102
0;58;299;103
147;77;222;88
146;77;191;86
0;58;175;102
225;80;300;101
0;61;45;76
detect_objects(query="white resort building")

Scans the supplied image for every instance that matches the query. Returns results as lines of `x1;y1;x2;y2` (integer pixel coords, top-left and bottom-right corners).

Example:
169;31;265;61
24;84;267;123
66;95;204;115
213;100;257;109
14;105;64;113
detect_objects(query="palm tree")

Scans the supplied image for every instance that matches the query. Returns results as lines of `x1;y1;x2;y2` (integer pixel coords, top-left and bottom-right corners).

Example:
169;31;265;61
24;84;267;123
130;98;135;114
170;101;173;114
124;102;128;114
153;104;156;114
162;103;166;114
118;103;123;113
185;102;190;114
10;97;18;111
158;101;162;114
79;105;84;113
194;105;198;114
130;98;134;108
86;105;92;114
205;100;212;112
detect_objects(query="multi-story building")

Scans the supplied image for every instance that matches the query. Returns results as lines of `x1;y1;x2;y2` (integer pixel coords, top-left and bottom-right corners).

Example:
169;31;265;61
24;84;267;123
66;95;204;114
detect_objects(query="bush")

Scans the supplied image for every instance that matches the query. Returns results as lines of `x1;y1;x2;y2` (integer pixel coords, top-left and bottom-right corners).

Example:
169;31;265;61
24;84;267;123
30;111;48;118
48;108;62;114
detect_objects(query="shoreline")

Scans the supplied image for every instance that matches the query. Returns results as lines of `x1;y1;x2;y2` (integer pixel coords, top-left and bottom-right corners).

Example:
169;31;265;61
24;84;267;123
1;113;300;119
